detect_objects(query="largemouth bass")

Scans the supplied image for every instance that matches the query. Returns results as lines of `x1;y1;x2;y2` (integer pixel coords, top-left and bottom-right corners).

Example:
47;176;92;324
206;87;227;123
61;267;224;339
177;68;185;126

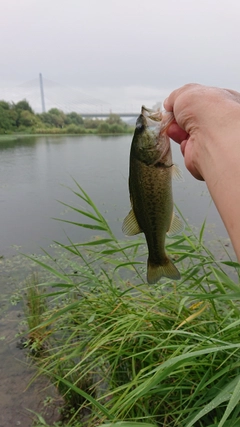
122;106;183;284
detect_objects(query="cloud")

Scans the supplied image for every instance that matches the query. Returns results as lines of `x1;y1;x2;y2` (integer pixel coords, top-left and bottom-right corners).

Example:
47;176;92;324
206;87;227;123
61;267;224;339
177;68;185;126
1;0;240;110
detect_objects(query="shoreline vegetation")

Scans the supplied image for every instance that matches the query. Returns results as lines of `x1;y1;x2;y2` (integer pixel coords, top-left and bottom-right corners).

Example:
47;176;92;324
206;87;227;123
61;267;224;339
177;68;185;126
0;98;134;136
21;181;240;427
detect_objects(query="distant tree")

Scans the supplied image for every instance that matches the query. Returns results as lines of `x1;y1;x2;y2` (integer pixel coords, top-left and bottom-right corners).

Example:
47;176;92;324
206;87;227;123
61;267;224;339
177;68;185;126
109;123;125;133
38;112;50;127
97;122;110;134
10;99;35;127
9;108;18;125
48;108;64;116
0;103;17;132
65;124;86;134
39;111;66;128
84;118;101;129
65;112;84;126
0;98;132;134
106;113;123;125
48;108;66;127
18;110;38;127
14;99;34;114
0;100;11;110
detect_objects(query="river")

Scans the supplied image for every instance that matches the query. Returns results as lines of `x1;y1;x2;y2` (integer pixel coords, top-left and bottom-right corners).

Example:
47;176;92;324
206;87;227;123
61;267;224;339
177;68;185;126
0;134;230;256
0;134;233;426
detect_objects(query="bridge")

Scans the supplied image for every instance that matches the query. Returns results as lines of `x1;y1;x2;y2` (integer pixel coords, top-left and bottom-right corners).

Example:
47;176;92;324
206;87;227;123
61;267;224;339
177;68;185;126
80;112;139;118
0;74;141;118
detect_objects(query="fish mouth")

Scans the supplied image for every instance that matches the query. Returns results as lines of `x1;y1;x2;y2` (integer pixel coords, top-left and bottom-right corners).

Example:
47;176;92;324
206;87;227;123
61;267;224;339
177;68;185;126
141;105;174;132
140;106;174;158
141;106;162;135
142;106;162;122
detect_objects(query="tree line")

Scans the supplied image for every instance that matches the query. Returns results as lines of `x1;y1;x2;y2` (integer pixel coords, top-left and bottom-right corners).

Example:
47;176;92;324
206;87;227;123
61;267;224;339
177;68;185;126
0;99;133;135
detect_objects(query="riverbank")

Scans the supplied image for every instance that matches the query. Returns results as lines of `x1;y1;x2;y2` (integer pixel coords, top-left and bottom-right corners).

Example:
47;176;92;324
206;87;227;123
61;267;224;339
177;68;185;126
0;251;64;426
1;224;238;426
0;99;134;136
20;185;240;427
0;129;134;141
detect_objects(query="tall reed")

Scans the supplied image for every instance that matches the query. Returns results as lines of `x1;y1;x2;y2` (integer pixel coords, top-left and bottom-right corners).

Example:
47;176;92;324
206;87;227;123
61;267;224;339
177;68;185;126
27;180;240;427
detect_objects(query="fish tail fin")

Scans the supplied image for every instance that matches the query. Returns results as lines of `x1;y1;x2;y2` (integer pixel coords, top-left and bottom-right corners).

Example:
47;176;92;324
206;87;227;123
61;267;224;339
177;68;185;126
147;257;181;284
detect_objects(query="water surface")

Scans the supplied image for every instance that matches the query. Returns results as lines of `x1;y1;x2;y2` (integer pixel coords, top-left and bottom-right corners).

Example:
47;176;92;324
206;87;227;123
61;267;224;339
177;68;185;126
0;134;230;256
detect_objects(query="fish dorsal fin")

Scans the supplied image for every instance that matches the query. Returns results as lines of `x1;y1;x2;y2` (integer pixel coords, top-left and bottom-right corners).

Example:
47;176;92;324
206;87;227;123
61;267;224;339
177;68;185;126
172;164;184;181
122;209;142;236
167;212;184;237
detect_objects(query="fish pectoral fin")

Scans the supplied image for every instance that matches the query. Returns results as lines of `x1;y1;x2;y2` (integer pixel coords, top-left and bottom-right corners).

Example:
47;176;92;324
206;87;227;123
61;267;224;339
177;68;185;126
147;257;181;284
167;212;184;237
171;164;184;181
122;209;142;236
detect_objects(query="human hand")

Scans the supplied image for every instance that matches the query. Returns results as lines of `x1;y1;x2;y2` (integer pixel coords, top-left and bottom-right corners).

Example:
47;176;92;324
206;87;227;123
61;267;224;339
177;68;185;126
164;83;240;180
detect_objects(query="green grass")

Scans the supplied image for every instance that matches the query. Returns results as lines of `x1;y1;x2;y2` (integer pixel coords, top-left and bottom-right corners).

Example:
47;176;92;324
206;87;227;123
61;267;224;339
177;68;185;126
25;180;240;427
22;272;50;355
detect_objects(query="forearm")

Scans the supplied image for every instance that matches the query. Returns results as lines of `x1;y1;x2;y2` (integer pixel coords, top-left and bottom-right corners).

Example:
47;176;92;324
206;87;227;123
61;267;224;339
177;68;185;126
164;84;240;260
197;119;240;260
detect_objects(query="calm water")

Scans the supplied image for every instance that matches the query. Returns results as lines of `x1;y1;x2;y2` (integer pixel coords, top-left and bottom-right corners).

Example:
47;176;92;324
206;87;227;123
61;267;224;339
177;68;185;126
0;134;230;257
0;134;233;426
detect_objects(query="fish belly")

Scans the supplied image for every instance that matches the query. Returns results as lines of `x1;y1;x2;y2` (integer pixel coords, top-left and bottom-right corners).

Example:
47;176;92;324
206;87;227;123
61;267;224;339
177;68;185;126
130;158;180;283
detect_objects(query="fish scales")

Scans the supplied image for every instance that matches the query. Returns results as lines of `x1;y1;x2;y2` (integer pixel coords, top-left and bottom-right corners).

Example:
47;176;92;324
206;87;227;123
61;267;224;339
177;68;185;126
130;157;173;260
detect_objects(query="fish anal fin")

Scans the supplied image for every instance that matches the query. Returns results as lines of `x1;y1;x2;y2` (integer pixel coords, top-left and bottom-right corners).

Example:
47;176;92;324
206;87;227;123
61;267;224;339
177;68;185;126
122;209;142;236
147;257;181;284
167;212;184;237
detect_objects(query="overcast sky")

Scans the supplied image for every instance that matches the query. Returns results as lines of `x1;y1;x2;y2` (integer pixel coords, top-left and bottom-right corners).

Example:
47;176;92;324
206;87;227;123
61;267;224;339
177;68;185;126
1;0;240;112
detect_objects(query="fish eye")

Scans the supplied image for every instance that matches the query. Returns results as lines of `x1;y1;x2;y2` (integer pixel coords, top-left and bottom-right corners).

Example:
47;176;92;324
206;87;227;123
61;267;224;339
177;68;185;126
136;122;143;130
136;116;144;131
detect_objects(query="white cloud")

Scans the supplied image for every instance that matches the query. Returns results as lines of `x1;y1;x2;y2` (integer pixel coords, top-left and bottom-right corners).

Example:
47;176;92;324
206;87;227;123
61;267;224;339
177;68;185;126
1;0;240;110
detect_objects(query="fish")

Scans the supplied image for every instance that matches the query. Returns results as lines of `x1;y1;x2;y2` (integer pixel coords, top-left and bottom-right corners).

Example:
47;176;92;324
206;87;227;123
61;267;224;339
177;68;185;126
122;106;183;284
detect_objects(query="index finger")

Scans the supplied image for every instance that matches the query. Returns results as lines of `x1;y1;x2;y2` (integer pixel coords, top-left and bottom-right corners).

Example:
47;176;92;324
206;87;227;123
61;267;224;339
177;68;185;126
164;83;202;112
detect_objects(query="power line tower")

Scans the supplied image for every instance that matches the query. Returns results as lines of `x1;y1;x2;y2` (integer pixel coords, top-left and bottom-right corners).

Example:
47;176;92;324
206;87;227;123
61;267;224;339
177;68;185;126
39;73;46;113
